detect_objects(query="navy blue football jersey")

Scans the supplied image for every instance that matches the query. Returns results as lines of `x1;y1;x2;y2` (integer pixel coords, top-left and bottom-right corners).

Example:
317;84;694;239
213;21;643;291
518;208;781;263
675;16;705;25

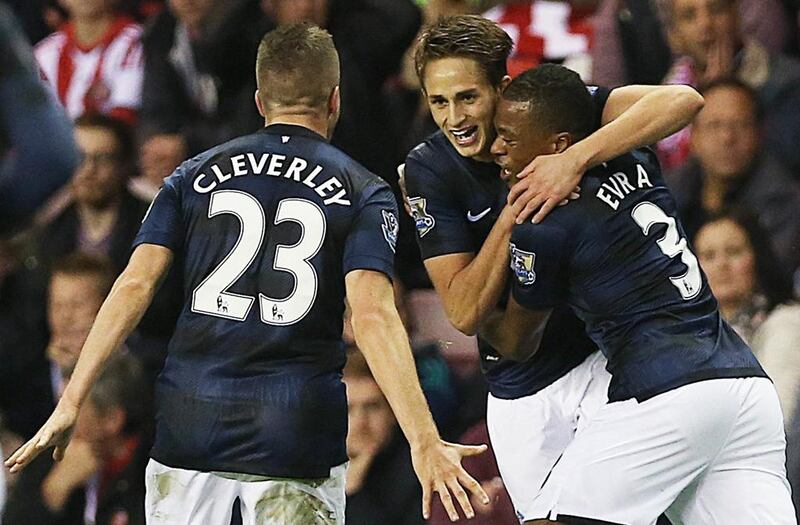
133;124;399;478
403;87;611;399
510;148;766;402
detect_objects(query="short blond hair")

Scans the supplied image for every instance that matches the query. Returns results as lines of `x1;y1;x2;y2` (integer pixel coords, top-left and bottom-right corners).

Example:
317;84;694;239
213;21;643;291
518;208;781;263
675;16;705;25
256;23;340;111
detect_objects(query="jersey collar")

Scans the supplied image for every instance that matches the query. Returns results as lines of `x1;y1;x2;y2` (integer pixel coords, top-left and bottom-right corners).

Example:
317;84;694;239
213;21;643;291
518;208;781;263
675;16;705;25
261;123;326;142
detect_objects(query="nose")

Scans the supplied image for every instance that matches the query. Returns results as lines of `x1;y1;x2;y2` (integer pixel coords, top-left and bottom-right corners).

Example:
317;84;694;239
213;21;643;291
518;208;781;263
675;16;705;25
448;103;465;128
490;135;504;157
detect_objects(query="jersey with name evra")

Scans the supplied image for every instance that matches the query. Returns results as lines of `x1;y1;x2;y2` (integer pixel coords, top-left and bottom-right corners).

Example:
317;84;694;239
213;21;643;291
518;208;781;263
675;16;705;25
403;87;611;400
510;148;766;402
133;124;399;478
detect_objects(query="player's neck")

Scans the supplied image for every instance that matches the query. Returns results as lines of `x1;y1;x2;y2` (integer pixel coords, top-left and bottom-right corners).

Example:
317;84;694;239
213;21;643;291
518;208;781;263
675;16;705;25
264;114;331;141
73;14;114;48
719;298;747;321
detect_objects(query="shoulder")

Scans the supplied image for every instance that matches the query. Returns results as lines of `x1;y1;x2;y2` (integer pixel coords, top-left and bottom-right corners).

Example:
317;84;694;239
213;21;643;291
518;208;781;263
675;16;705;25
406;131;451;168
34;30;66;56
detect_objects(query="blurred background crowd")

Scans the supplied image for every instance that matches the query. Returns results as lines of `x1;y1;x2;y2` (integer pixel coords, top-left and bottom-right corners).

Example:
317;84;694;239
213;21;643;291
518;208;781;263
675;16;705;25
1;0;800;523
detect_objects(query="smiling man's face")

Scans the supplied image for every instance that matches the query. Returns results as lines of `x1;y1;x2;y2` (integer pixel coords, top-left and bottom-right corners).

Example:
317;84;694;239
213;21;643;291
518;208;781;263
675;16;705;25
423;57;505;163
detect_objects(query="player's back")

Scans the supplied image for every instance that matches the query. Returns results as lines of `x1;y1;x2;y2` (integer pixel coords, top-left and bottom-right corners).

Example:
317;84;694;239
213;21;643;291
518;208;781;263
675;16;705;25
511;148;765;402
134;123;398;478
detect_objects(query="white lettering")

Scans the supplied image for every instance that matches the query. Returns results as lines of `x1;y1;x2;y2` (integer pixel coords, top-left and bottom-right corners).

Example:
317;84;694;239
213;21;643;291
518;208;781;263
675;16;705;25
193;173;217;194
612;172;636;194
596;186;619;210
303;165;323;188
266;154;286;176
231;154;247;177
315;177;343;199
284;157;307;182
323;189;351;206
637;164;653;188
211;164;231;183
248;152;269;174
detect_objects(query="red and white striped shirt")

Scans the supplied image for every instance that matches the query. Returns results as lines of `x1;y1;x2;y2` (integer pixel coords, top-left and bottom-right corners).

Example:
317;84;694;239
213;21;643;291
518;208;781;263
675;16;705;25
484;1;594;78
35;16;143;124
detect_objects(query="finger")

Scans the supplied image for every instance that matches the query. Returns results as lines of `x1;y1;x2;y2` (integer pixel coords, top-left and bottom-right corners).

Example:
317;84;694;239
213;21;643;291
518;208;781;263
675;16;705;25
53;444;66;462
456;443;488;457
459;470;490;505
5;439;33;467
532;199;557;223
568;191;580;200
447;478;475;519
573;185;582;193
517;194;545;224
422;483;432;520
8;441;41;472
436;481;459;522
507;179;531;204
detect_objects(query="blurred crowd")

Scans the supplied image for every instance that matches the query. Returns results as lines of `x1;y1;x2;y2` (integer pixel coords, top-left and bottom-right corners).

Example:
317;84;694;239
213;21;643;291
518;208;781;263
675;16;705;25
1;0;800;524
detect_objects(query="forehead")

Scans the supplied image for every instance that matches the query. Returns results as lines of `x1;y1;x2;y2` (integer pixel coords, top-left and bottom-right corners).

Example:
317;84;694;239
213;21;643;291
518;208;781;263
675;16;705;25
75;126;119;152
672;0;732;15
423;57;493;94
494;98;531;129
698;87;754;118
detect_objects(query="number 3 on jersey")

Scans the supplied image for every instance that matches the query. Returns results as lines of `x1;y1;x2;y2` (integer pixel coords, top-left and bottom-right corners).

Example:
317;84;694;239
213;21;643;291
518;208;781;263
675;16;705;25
631;201;702;300
191;190;325;326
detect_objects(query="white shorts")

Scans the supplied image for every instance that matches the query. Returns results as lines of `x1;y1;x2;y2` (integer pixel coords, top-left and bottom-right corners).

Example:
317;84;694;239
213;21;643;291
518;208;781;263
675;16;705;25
487;351;610;521
145;459;347;525
529;377;796;525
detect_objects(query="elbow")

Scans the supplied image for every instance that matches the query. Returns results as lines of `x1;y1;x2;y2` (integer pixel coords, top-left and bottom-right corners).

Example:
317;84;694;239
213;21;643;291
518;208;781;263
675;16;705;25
671;86;705;121
350;304;395;344
449;312;479;337
113;273;156;300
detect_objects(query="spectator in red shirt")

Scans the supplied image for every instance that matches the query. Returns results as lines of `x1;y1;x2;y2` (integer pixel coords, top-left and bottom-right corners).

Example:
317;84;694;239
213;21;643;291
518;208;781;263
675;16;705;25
34;0;143;125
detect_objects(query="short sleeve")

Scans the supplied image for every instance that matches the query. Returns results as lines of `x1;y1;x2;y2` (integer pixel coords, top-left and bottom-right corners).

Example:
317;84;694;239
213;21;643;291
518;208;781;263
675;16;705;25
343;182;398;280
509;222;571;310
588;85;612;132
133;170;184;252
403;155;476;259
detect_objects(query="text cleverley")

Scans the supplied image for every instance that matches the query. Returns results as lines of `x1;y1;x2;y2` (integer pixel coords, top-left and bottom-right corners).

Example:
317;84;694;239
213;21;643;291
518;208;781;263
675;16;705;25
192;152;351;206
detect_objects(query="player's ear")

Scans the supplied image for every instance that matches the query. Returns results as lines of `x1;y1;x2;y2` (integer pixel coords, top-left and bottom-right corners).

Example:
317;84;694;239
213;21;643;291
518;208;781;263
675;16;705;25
553;132;572;154
498;75;512;94
329;85;341;117
254;90;266;118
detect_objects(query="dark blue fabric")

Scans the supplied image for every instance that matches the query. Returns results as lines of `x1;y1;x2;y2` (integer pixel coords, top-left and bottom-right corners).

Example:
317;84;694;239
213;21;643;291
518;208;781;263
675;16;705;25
135;123;398;477
511;148;765;402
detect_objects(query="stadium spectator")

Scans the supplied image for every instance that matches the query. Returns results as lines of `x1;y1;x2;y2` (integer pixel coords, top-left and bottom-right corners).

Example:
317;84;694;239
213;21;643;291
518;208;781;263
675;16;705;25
46;254;115;398
482;0;598;79
656;0;800;173
34;0;143;124
38;114;145;273
3;351;149;525
139;0;266;178
427;421;518;525
694;212;800;427
37;114;182;351
263;0;422;179
344;349;423;525
665;79;800;278
591;0;790;88
0;3;78;234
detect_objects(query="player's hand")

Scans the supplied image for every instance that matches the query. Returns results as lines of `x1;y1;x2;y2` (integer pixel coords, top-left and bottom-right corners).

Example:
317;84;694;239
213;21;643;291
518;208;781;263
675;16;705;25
411;439;489;521
508;149;585;224
397;163;413;217
4;402;78;473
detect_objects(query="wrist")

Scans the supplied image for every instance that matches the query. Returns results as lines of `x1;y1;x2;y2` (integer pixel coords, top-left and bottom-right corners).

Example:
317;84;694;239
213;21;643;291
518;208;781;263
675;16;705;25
568;139;596;172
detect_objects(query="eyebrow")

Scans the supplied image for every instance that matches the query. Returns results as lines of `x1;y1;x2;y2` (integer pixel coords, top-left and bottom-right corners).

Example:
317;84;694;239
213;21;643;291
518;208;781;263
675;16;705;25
428;88;479;100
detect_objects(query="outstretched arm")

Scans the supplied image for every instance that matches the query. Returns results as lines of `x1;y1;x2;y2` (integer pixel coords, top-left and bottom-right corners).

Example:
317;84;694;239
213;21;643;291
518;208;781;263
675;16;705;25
346;269;489;520
5;244;172;471
509;84;704;223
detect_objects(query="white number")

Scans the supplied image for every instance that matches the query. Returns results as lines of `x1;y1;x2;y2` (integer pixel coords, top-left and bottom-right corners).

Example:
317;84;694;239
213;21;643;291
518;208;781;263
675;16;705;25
259;199;325;326
191;191;325;325
631;201;702;300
